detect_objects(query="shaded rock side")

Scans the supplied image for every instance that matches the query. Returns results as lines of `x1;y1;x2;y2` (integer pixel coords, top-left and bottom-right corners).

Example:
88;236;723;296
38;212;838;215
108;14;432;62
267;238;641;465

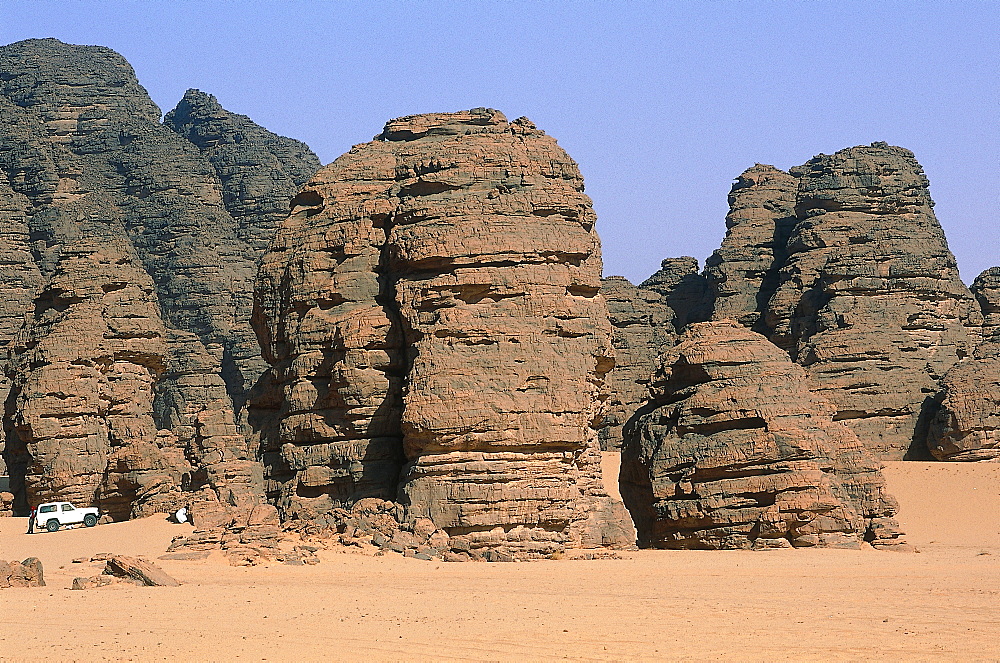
598;276;676;450
5;199;173;519
764;143;981;459
705;164;797;333
621;320;902;550
0;39;317;515
254;109;633;555
928;269;1000;461
639;256;711;331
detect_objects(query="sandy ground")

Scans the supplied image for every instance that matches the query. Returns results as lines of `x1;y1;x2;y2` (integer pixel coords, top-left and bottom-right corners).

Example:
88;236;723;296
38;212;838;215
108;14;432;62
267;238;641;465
1;459;999;662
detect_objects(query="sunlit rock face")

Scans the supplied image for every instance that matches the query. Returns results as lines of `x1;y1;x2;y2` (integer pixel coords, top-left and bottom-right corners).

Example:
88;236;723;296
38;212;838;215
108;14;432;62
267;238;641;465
762;143;981;459
0;39;318;516
253;109;634;555
620;320;903;551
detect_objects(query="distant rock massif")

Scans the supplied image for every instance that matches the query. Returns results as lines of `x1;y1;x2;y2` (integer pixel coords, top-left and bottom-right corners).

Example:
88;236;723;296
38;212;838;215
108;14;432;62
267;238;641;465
1;38;996;555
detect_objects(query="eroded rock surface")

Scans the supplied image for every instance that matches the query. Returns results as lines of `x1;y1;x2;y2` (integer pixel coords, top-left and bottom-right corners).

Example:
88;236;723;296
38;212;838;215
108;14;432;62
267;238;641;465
639;256;711;331
764;143;981;459
0;39;317;516
705;164;797;333
599;276;676;450
928;267;1000;461
0;557;44;588
254;109;633;556
621;321;903;550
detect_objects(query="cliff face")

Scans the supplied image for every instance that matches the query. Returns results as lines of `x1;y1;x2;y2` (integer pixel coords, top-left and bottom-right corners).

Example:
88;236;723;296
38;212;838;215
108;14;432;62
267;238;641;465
598;276;675;451
764;144;981;459
0;39;318;516
927;267;1000;461
253;109;633;555
620;321;902;550
705;164;798;333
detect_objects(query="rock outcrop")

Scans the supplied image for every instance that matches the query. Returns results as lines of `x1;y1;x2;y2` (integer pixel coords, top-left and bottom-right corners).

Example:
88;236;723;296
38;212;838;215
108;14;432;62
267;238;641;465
0;39;318;516
763;143;981;459
621;321;903;550
0;557;44;588
927;267;1000;461
705;164;797;333
599;276;676;450
253;108;633;556
639;256;711;331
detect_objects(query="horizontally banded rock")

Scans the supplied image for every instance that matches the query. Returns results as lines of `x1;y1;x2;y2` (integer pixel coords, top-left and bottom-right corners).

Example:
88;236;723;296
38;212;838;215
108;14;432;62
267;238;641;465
764;143;981;459
639;256;711;331
599;276;676;450
928;267;1000;461
621;321;902;550
0;38;317;516
254;108;633;556
704;164;797;333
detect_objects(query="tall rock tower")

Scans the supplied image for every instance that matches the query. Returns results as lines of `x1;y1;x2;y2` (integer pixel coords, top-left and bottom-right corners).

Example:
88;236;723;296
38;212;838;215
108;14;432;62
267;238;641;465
253;109;633;556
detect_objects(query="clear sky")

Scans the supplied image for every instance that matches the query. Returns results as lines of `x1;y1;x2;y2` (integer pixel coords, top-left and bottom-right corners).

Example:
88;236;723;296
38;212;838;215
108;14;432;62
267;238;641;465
2;1;997;284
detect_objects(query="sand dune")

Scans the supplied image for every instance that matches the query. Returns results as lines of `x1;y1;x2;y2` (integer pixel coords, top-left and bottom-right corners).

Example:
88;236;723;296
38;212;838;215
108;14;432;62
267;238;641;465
1;459;998;661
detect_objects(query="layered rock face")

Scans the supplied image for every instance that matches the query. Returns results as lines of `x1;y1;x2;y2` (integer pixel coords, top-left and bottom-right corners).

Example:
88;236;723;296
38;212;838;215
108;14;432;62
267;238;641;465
599;276;675;450
639;256;711;330
620;321;902;550
0;39;318;515
254;109;633;555
763;143;981;459
705;164;797;333
927;267;1000;461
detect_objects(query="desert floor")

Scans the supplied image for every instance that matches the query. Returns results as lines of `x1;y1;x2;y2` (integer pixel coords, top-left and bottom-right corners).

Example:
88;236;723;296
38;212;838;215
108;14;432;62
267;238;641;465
2;459;999;662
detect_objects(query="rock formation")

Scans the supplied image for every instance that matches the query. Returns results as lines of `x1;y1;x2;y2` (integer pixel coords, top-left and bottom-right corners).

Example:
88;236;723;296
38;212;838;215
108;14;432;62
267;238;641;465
763;143;981;459
253;108;633;556
599;276;676;450
0;38;318;516
926;267;1000;461
0;557;44;588
705;164;797;333
620;321;903;550
639;256;711;330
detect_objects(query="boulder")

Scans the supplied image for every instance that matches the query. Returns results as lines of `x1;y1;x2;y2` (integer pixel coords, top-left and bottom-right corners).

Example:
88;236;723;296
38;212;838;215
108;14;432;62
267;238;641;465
0;557;45;588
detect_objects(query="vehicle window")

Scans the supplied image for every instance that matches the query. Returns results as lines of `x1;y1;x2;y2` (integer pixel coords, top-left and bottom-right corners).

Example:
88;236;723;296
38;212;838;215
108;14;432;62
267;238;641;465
39;505;55;513
62;504;74;511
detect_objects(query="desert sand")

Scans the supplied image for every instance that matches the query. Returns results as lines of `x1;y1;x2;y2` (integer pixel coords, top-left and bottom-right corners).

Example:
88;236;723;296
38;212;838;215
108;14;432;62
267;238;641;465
1;459;999;662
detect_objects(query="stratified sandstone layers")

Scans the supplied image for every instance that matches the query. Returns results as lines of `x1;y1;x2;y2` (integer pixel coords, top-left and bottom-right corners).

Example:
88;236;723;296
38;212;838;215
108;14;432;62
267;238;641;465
927;267;1000;461
254;109;633;555
764;143;981;459
0;39;317;516
639;256;711;331
620;321;902;550
599;276;675;450
705;164;797;333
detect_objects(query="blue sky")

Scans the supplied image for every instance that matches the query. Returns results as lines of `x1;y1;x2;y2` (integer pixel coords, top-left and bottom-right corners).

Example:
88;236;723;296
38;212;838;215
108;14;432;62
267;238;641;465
3;1;998;284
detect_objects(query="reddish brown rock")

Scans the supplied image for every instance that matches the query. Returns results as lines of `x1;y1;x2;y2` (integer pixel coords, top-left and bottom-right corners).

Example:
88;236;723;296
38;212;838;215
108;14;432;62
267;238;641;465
254;109;633;555
621;321;902;550
928;270;1000;461
0;557;44;588
705;164;797;333
639;256;711;330
764;143;981;459
0;39;317;516
599;276;676;450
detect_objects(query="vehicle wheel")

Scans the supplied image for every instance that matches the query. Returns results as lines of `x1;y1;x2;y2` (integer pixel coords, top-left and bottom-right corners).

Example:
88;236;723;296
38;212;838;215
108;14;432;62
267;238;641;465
45;519;59;532
83;514;97;527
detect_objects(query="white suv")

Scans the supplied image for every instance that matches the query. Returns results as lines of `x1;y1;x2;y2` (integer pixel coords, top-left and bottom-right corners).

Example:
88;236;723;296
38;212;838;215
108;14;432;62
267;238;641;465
36;502;100;532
